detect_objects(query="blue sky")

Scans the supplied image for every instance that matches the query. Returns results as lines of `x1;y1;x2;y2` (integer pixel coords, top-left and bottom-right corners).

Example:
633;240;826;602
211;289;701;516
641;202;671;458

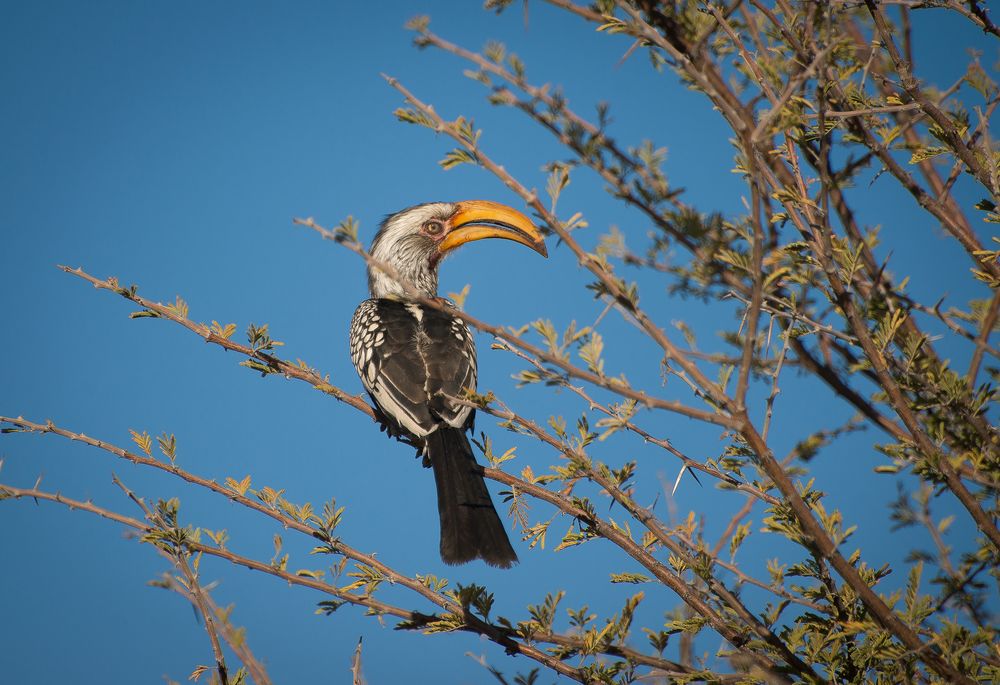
2;2;996;683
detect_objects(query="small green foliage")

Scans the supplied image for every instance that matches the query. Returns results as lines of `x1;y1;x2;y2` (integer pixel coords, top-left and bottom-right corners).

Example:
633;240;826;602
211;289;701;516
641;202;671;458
415;574;449;593
341;563;385;596
452;116;479;146
908;146;950;164
189;665;211;682
209;320;236;339
664;615;706;636
156;432;177;464
609;572;651;584
204;528;228;549
523;591;563;635
333;216;360;244
483;0;516;14
483;40;505;64
439;148;479;170
596;226;626;260
522;520;550;549
594;399;637;440
507;53;525;80
319;498;345;538
393;107;436;128
554;509;599;551
471;432;517;467
403;15;429;32
873;309;908;354
971;237;1000;286
315;600;346;616
462;388;496;408
420;613;466;634
729;521;751;559
128;308;159;319
129;429;152;456
596;16;629;34
493;445;518;467
246;323;283;353
447;283;470;309
545;162;571;212
163;295;189;319
585;272;640;312
449;583;495;620
255;486;284;507
225;474;251;497
578;331;605;375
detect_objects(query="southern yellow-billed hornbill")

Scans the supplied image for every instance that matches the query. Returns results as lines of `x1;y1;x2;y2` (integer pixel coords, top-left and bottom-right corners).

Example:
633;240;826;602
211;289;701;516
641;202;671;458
350;201;547;568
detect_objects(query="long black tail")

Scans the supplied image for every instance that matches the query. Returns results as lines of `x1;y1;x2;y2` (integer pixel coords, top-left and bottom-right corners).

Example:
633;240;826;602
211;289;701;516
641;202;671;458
426;428;518;568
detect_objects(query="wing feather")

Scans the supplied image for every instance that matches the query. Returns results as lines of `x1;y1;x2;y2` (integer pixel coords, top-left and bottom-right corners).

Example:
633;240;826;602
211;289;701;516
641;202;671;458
350;299;477;439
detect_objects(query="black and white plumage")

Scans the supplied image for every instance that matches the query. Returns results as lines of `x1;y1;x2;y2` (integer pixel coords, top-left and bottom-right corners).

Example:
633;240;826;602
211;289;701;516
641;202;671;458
350;299;476;440
349;201;546;568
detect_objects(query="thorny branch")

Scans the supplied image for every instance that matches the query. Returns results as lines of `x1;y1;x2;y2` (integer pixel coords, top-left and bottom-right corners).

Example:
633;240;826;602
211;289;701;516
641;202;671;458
0;423;722;684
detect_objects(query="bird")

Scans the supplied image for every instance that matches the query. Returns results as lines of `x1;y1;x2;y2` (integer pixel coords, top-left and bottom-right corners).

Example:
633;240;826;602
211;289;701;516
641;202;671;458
349;200;547;568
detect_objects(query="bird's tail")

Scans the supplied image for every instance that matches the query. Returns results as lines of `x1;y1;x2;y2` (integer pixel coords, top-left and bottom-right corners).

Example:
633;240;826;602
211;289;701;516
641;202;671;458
426;428;518;568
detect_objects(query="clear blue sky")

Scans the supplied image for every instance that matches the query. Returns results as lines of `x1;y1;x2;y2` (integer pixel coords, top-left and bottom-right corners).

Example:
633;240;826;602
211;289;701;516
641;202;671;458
1;2;994;683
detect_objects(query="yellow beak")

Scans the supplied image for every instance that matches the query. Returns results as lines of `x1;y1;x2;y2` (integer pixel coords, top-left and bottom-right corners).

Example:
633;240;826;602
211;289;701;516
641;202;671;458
438;200;548;257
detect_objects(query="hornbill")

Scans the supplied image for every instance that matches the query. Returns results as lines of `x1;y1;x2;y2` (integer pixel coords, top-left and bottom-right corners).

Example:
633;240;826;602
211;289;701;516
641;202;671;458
350;201;547;568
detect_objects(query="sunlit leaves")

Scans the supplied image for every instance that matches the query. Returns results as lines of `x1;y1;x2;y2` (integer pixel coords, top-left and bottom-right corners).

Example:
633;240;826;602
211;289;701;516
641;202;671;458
393;107;435;128
964;61;997;100
908;146;950;164
447;283;470;310
449;582;495;620
578;331;605;375
545;162;571;213
483;40;505;64
295;567;325;581
204;528;228;549
664;615;706;636
609;572;651;584
729;521;751;559
246;323;283;353
332;216;360;244
209;320;236;339
129;429;152;456
439;148;478;170
152;432;177;464
403;15;429;32
340;563;384;596
873;309;908;355
225;475;252;497
594;399;637;441
524;591;563;635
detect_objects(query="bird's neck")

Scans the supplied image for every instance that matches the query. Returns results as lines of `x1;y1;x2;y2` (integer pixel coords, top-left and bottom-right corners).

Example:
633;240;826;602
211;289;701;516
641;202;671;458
368;242;439;300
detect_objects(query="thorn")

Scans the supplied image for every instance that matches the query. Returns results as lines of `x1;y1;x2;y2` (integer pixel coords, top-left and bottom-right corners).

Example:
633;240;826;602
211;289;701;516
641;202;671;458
671;465;687;497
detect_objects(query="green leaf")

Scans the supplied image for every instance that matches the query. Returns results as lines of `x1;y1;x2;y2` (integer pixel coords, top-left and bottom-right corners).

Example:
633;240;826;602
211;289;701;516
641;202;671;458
609;572;651;584
129;429;152;456
439;148;478;170
908;146;949;164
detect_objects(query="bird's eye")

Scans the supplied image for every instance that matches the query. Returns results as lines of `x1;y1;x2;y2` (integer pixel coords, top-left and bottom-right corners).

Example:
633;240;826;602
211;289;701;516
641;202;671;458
424;220;445;236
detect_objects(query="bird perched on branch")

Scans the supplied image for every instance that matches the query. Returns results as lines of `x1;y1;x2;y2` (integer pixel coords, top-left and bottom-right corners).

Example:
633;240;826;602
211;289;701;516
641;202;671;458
350;201;547;568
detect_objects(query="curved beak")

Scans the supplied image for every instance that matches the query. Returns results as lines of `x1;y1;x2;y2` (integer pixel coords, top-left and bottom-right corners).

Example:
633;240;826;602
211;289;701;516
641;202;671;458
438;200;548;257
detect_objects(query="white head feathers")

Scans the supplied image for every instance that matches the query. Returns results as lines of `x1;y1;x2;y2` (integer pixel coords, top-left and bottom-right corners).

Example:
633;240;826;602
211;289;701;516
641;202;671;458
367;202;455;300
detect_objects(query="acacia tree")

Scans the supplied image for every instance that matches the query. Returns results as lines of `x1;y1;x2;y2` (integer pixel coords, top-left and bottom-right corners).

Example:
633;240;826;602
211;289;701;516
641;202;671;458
3;2;998;683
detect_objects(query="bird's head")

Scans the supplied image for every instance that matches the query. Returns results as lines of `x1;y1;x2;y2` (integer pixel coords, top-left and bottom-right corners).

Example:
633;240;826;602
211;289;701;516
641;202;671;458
368;200;547;299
